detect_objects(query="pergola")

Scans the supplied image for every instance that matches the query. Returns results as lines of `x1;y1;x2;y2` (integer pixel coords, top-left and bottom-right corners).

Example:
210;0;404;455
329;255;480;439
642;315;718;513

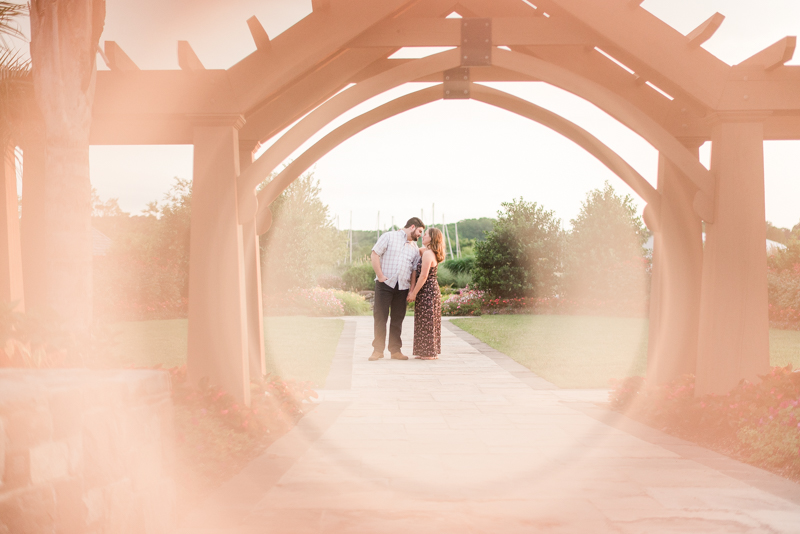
7;0;800;404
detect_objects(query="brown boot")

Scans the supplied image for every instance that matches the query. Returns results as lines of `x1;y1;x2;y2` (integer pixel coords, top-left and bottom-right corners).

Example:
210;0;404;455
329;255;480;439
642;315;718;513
390;351;408;360
369;351;384;361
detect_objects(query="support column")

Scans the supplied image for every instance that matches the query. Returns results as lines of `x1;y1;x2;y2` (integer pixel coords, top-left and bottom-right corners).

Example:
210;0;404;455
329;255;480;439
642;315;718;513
696;116;770;395
0;142;24;309
239;142;266;381
20;141;47;313
187;116;250;405
646;141;704;384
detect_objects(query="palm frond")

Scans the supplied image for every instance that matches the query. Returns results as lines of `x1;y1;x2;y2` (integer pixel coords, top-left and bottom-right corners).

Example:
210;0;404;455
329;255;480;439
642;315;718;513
0;2;27;43
0;46;29;79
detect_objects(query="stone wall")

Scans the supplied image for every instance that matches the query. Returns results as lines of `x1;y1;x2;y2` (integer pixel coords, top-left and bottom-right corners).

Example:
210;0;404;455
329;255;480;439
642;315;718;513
0;369;175;534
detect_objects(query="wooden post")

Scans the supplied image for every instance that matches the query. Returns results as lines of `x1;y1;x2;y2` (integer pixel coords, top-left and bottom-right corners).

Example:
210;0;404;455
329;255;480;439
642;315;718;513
0;142;24;309
646;140;704;385
187;116;251;405
239;142;266;382
20;141;46;313
696;115;770;395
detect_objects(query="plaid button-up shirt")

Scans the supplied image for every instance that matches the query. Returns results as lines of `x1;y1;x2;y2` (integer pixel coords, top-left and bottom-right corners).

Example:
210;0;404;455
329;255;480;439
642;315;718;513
372;230;420;290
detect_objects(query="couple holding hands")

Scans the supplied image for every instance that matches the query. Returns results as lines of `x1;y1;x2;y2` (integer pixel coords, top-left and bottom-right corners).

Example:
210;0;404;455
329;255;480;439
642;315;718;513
369;217;445;361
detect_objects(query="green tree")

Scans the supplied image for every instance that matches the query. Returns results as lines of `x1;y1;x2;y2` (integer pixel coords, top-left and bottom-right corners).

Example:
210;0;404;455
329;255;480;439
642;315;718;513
562;181;649;302
93;178;191;320
766;221;791;245
260;172;345;294
472;198;563;299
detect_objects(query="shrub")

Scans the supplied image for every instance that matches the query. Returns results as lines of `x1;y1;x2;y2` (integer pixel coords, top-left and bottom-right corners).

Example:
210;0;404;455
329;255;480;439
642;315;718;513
442;256;475;275
437;264;472;289
0;302;119;368
610;366;800;481
342;262;376;292
333;291;371;315
317;273;345;290
261;173;345;294
562;182;649;304
472;198;563;299
767;242;800;330
93;179;191;321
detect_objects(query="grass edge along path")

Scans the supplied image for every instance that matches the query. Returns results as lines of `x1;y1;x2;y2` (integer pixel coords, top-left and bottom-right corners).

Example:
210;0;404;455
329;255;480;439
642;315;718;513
452;314;800;389
110;316;344;387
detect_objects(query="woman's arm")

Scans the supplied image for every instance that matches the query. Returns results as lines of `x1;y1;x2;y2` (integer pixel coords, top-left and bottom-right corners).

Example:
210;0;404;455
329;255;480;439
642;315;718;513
408;251;435;301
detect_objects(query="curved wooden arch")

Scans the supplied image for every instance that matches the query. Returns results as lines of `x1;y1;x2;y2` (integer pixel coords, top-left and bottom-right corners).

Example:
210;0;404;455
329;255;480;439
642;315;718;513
254;83;660;232
239;48;714;224
490;48;715;213
237;48;462;221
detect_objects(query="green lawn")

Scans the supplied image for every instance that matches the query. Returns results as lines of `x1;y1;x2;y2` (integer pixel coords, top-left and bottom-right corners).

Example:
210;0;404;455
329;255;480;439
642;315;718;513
109;317;344;387
452;315;800;389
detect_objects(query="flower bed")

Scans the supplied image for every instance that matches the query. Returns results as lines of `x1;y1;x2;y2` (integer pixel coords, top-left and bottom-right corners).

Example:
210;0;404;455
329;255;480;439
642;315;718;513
441;287;648;318
769;303;800;331
609;366;800;482
442;286;485;316
169;366;318;515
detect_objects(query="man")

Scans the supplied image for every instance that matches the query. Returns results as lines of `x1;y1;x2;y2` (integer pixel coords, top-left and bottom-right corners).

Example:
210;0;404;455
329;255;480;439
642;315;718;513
369;217;425;361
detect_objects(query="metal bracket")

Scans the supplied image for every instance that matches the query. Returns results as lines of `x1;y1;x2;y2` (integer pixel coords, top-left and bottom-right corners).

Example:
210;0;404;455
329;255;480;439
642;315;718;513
461;18;492;66
443;68;470;99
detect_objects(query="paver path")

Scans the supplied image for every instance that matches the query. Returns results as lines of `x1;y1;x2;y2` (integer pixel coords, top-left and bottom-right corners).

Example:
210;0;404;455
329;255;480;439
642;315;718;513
179;317;800;533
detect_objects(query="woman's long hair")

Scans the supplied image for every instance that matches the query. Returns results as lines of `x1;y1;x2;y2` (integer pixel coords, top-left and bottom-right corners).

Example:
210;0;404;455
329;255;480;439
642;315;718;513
428;228;446;263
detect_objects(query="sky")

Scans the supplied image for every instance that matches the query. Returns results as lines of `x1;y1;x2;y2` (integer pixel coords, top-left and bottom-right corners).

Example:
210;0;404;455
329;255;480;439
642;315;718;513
25;0;800;230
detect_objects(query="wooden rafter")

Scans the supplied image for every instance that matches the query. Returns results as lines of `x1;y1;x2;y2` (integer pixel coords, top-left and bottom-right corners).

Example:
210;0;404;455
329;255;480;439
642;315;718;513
738;37;797;71
226;0;415;112
686;13;725;48
239;47;396;144
349;17;592;48
178;41;205;71
25;0;800;147
104;41;139;71
246;16;271;53
535;0;731;109
511;45;705;132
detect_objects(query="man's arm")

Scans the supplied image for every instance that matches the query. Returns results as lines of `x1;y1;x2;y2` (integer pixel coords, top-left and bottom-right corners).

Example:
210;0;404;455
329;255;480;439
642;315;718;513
371;251;387;283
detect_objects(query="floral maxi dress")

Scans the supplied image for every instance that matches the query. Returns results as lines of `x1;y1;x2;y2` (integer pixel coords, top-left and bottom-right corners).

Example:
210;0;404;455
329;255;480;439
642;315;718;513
413;262;442;357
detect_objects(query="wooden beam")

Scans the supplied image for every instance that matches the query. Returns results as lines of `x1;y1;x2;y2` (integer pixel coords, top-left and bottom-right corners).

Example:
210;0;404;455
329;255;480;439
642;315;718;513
472;84;660;207
537;0;730;109
226;0;411;111
312;0;330;12
686;12;725;48
178;41;205;71
514;45;699;125
237;48;462;220
254;82;661;222
348;17;592;47
457;0;540;17
246;16;271;52
738;36;797;71
239;47;394;143
104;41;139;71
492;47;715;214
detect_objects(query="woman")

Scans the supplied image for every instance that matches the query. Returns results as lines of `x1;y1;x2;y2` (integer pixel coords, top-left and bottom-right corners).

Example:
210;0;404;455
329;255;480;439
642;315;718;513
408;227;445;360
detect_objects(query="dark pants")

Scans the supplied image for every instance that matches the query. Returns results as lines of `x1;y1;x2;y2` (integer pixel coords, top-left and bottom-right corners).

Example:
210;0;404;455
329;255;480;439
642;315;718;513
372;281;408;353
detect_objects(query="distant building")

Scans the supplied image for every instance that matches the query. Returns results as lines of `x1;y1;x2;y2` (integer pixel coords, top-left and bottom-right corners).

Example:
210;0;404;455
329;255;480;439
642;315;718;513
92;228;113;256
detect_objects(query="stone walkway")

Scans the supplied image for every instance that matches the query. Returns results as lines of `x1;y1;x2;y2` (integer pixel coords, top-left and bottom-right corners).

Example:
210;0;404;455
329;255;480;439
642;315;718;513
179;317;800;533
